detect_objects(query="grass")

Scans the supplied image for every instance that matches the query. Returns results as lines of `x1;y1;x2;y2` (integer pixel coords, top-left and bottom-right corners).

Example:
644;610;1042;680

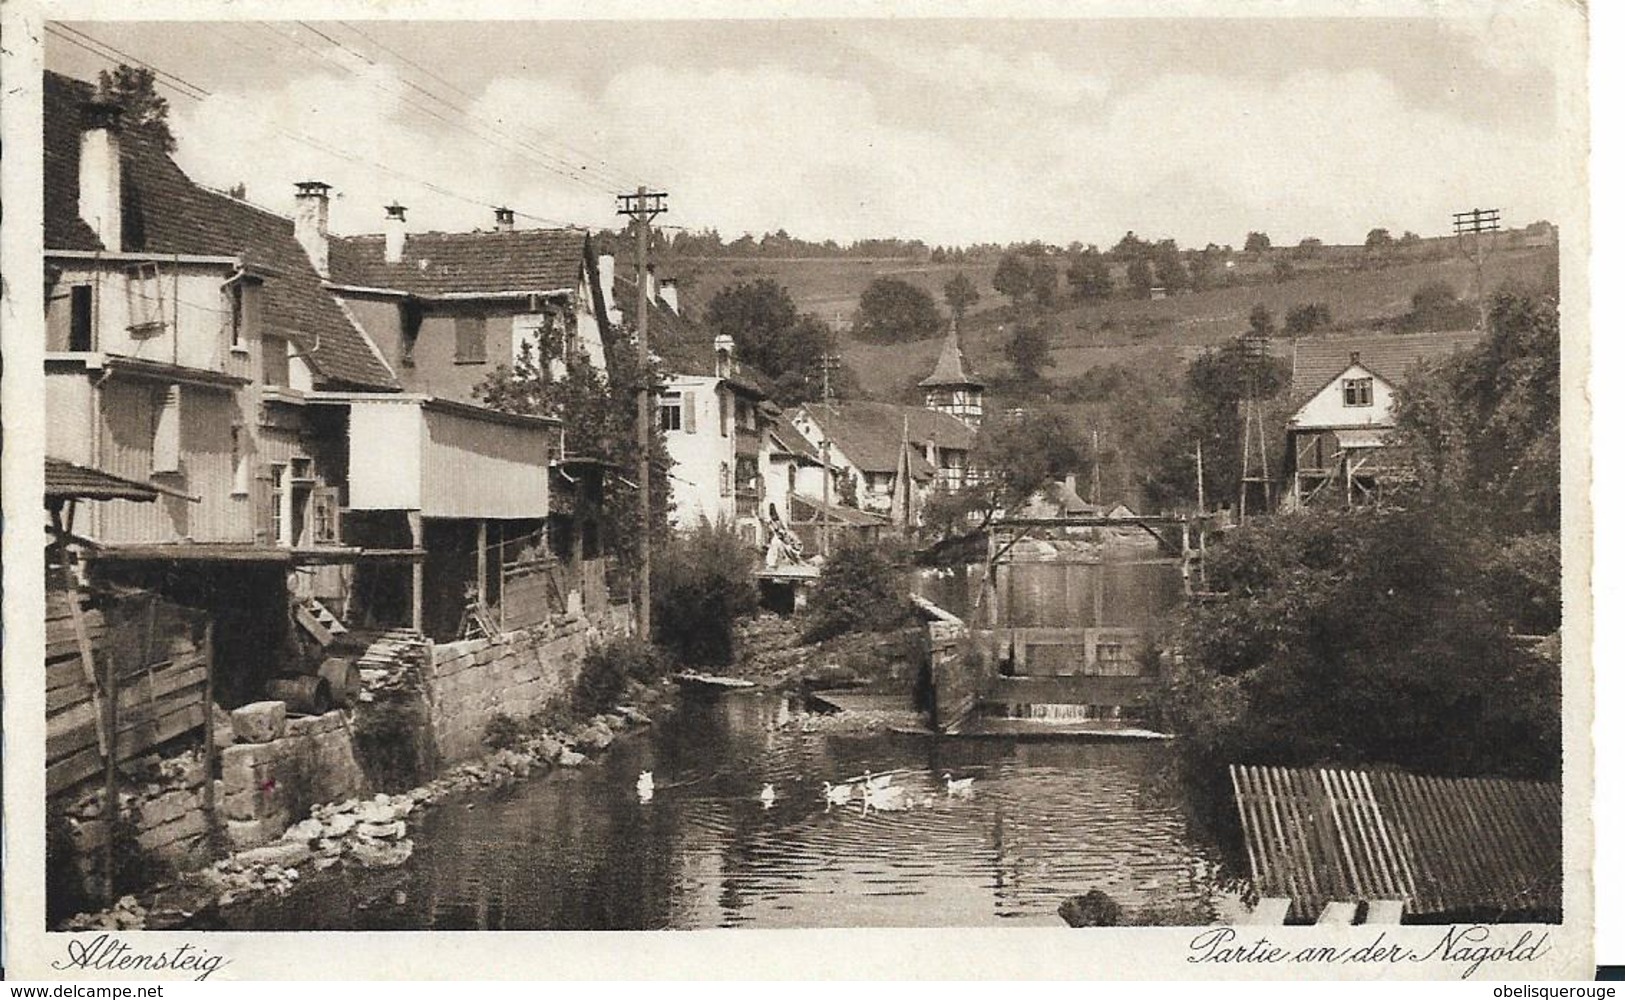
671;246;1556;400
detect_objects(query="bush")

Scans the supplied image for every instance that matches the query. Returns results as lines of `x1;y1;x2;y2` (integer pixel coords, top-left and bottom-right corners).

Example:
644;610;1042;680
574;636;668;717
804;539;912;643
483;713;525;752
651;521;758;666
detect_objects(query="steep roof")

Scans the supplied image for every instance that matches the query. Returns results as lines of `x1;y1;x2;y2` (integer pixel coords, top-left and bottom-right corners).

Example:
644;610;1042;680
329;228;588;296
802;400;974;475
43;72;396;390
1290;330;1483;406
918;321;984;389
45;457;159;502
766;412;822;463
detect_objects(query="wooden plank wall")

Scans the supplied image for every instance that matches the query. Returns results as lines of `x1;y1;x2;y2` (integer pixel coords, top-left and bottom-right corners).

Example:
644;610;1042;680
46;589;209;797
1229;764;1561;922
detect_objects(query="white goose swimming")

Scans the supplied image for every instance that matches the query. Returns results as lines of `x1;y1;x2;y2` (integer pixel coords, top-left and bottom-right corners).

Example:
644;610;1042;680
822;780;854;810
862;781;907;815
636;770;655;803
760;783;778;809
943;772;975;799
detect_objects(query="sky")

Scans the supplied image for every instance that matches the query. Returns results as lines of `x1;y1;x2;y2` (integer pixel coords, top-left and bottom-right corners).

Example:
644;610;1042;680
43;14;1574;248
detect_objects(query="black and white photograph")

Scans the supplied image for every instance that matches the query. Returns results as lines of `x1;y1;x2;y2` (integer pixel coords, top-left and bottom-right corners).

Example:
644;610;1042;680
1;1;1596;981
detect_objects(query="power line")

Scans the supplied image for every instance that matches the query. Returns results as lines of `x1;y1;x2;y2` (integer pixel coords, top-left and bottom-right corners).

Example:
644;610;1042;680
47;23;599;231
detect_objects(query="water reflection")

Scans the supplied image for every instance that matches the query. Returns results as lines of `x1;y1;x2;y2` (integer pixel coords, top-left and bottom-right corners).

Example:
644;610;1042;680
223;691;1232;930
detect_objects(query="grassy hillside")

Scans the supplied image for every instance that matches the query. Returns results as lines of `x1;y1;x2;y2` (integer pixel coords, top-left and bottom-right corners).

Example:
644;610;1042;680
671;247;1555;401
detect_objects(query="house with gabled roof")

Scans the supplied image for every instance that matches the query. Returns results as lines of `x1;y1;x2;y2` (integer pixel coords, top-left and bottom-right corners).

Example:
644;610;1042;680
1284;330;1483;508
43;70;563;652
314;200;613;404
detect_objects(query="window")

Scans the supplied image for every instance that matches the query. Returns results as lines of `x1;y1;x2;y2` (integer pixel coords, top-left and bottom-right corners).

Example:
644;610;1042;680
719;392;730;437
151;385;181;474
263;335;290;387
70;285;93;351
659;392;683;432
269;464;287;545
1343;376;1374;407
310;487;339;545
126;263;165;337
227;281;244;349
513;312;552;366
736;398;756;432
455;315;488;364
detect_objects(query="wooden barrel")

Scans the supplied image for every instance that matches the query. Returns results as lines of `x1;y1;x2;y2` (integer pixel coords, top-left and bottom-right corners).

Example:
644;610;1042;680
266;675;333;716
317;657;361;708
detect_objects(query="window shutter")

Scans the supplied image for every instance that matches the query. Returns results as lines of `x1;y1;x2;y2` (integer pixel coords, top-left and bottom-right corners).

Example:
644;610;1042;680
682;392;697;434
252;464;275;543
151;385;182;474
70;285;94;351
455;315;488;363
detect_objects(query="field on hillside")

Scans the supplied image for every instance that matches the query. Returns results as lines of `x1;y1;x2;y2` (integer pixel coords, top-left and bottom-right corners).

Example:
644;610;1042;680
666;257;1004;327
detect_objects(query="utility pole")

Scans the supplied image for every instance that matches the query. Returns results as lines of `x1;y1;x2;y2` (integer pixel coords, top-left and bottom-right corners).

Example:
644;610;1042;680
1090;430;1102;506
816;351;841;556
1238;332;1272;522
1195;437;1206;516
1453;207;1500;332
617;187;667;641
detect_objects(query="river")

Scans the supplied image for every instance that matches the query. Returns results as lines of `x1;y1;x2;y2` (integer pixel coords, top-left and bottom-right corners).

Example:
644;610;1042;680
218;690;1239;930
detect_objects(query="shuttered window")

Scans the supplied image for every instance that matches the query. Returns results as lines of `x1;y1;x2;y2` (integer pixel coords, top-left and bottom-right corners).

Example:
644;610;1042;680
682;392;697;434
455;315;488;364
151;385;181;474
659;392;683;432
70;285;93;351
263;335;290;387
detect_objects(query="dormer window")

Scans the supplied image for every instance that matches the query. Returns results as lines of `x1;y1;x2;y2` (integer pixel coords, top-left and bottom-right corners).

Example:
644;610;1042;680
1343;376;1374;407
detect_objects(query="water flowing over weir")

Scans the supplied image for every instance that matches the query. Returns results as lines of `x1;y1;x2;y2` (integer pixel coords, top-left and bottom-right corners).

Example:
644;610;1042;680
217;691;1239;930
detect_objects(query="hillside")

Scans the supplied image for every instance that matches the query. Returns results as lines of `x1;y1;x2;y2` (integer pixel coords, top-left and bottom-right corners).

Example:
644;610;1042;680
669;246;1558;402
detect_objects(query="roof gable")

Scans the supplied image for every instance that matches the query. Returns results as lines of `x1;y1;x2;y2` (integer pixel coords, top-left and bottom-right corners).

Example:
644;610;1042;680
43;71;396;390
1289;330;1482;407
801;400;975;474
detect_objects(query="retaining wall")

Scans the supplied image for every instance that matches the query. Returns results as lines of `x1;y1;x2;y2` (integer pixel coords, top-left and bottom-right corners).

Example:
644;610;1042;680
217;710;366;849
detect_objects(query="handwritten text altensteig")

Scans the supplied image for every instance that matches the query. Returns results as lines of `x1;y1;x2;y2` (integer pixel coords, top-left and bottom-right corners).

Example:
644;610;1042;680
1188;924;1552;979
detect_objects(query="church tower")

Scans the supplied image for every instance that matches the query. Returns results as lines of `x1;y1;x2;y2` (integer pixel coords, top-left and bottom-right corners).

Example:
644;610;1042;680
918;319;985;427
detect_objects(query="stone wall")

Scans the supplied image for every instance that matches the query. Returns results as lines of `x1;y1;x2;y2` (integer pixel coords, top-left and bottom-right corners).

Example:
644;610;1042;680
56;749;213;900
427;615;598;765
218;710;366;849
928;621;992;733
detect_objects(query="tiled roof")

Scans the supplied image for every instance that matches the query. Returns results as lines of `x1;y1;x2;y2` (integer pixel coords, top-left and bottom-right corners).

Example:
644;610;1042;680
918;321;984;388
802;401;975;475
43;72;396;390
1290;330;1483;405
45;457;159;502
329;228;588;296
766;412;822;463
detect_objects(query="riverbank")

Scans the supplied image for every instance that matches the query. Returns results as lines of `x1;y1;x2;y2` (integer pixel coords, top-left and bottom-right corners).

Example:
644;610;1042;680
58;678;674;932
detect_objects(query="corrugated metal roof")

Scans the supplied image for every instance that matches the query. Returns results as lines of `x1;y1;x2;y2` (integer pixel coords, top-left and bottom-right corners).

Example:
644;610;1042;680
45;458;160;502
1230;764;1560;922
44;72;398;391
1290;331;1483;407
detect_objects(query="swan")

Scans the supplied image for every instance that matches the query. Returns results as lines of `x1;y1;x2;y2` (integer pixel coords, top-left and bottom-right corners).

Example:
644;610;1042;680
943;772;975;798
760;783;778;808
861;770;892;791
636;771;655;803
823;781;854;810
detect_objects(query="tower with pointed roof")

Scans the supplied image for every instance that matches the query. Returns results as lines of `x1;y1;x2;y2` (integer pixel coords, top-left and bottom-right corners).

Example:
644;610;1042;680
918;319;985;428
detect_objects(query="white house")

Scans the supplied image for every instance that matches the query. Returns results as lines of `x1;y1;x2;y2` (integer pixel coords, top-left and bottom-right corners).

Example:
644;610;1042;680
658;335;772;540
1284;331;1482;508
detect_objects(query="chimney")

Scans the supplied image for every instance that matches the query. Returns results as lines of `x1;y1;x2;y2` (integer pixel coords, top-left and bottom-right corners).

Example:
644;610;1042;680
494;206;515;233
714;334;736;379
384;203;408;264
1350;350;1361;365
79;100;124;252
596;253;622;327
293;181;332;276
1065;472;1078;496
658;277;680;315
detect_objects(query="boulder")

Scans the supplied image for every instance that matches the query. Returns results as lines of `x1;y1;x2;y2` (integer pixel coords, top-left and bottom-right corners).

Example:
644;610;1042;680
212;703;238;747
1058;890;1122;928
576;722;615;750
357;820;406;840
280;818;325;843
234;840;311;869
349;836;414;869
355;800;395;824
557;748;586;767
230;701;287;744
323;812;357;838
536;736;564;763
617;705;653;726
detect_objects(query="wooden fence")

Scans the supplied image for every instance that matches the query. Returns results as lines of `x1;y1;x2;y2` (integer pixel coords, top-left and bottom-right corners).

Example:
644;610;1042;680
46;587;211;797
1230;764;1561;922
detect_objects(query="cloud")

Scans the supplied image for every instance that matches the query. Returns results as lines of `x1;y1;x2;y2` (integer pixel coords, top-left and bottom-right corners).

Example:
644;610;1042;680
862;39;1110;108
166;53;1560;251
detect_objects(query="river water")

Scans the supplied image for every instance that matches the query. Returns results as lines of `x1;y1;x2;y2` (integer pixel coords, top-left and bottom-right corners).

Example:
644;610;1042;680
221;691;1238;930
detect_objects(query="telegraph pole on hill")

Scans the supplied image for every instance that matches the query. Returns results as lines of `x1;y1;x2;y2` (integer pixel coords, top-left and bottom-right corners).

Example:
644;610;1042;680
1453;207;1500;332
816;351;841;556
618;187;667;641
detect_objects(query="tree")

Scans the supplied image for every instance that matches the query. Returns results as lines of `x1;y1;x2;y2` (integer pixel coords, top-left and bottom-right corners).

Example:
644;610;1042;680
1029;258;1060;308
1283;302;1333;335
1005;321;1055;383
96;65;176;152
1365;227;1395;254
1392;288;1559;533
1152;239;1189;293
924;406;1090;536
703;279;832;402
1399;230;1424;248
1243;231;1272;254
651;521;758;665
803;538;913;642
476;335;672;575
1126;257;1154;299
943;271;980;323
1247;303;1276;338
851;277;943;344
1111;231;1150;260
992;252;1033;304
1163;508;1561;816
1066;247;1113;300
